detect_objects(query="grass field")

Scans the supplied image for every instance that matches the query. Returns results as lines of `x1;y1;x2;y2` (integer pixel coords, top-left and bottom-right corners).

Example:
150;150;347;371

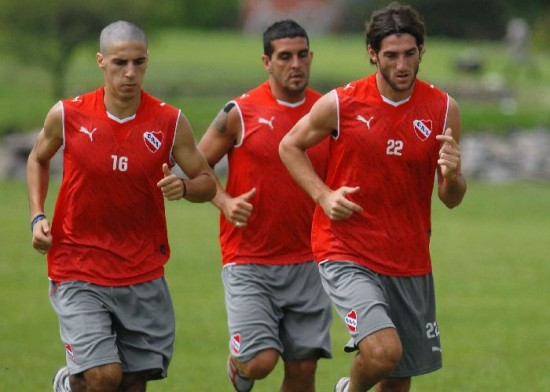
1;180;549;391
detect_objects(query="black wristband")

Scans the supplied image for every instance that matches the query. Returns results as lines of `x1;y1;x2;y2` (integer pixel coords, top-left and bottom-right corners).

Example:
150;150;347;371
31;214;46;232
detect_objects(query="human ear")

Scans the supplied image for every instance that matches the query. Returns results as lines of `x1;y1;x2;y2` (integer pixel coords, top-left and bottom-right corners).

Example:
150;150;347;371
96;52;105;70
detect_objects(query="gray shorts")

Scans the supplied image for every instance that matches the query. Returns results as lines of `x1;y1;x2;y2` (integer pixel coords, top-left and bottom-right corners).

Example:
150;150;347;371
222;261;332;362
318;261;442;377
49;278;175;379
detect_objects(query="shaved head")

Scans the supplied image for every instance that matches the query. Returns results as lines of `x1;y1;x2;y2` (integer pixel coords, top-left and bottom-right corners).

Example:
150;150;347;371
99;20;147;54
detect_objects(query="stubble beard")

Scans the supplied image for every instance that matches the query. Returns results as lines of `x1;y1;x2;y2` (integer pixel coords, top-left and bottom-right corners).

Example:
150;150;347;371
380;64;420;94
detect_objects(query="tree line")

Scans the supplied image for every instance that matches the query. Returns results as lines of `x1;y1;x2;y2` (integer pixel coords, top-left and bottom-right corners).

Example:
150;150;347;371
1;0;548;100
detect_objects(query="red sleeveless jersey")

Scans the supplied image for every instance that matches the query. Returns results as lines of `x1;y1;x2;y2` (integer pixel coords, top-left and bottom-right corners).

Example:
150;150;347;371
312;74;449;276
47;87;179;286
220;82;327;265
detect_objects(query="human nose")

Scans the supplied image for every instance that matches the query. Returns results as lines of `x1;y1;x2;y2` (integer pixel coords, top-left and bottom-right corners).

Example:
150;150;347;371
125;63;136;78
291;55;302;68
396;55;409;70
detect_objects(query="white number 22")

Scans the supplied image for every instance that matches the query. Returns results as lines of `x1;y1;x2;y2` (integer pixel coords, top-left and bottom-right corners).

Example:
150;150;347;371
426;322;440;339
386;139;403;156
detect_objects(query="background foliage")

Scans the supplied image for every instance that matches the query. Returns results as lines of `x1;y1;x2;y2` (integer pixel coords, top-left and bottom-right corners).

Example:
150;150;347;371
1;0;549;104
345;0;550;39
1;29;549;138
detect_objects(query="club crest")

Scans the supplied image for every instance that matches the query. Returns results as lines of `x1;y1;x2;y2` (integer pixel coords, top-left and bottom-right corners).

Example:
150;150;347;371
413;119;432;141
65;343;76;363
345;309;357;332
143;131;164;153
230;333;241;355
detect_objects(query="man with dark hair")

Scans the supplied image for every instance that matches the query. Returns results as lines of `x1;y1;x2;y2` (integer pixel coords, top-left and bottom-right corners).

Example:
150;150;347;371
280;3;467;392
198;19;332;392
27;20;216;392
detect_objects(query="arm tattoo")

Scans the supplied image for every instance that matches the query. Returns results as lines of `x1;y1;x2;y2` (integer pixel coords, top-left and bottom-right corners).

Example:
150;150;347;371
213;112;228;134
213;102;235;135
223;101;235;113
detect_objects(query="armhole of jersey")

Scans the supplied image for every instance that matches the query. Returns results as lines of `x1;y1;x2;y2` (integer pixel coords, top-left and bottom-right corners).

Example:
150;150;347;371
233;101;245;149
331;89;340;140
60;101;66;150
168;109;181;167
441;93;450;135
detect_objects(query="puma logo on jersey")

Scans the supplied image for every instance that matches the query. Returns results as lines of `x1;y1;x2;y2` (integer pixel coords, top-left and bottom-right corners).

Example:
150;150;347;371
258;116;275;130
344;83;355;90
79;126;97;141
356;115;374;129
71;96;82;102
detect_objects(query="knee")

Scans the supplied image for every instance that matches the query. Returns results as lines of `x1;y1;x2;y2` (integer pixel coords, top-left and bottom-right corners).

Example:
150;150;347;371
367;343;402;373
81;364;122;391
239;349;279;379
285;358;318;380
358;329;402;375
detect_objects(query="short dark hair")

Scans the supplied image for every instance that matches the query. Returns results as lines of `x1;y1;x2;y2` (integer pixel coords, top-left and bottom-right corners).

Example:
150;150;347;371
263;20;309;58
366;2;425;64
100;20;147;54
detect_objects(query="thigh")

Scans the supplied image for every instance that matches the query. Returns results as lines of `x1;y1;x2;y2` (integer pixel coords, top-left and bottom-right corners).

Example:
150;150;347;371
111;278;175;380
277;262;332;361
382;274;442;377
222;264;283;362
318;261;395;350
49;281;120;375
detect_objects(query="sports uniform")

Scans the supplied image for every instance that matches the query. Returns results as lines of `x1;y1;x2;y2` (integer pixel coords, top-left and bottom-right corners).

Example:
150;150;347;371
48;87;179;378
317;74;449;376
221;82;332;362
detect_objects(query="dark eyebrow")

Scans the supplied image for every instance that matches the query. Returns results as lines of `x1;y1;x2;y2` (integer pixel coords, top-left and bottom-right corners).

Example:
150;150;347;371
112;56;147;63
382;46;417;56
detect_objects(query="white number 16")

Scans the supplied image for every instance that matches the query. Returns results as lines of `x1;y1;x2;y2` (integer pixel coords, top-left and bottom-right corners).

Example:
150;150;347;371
111;155;128;172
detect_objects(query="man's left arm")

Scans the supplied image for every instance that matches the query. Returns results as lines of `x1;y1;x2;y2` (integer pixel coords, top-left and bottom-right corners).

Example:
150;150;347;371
157;113;216;203
436;96;467;208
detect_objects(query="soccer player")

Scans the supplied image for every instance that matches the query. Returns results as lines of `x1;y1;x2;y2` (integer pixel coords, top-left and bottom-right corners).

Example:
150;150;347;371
198;20;332;392
27;20;216;392
279;3;467;392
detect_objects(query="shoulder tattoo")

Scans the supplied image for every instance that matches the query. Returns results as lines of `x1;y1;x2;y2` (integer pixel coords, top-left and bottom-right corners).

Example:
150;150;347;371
213;102;236;134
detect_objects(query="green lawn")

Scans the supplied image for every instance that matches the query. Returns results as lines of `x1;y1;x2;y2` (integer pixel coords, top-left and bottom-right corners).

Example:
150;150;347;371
1;180;549;391
2;30;550;137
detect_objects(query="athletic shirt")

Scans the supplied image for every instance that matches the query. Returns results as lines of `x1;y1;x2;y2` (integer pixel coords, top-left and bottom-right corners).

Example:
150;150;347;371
47;87;179;286
220;81;327;265
313;74;449;276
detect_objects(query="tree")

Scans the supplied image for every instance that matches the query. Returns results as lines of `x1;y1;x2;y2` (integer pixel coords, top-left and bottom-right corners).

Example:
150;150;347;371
340;0;550;40
180;0;240;29
0;0;180;100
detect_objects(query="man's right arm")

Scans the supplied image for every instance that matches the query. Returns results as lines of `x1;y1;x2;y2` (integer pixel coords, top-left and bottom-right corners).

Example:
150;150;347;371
279;93;362;220
27;102;64;253
198;104;255;227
